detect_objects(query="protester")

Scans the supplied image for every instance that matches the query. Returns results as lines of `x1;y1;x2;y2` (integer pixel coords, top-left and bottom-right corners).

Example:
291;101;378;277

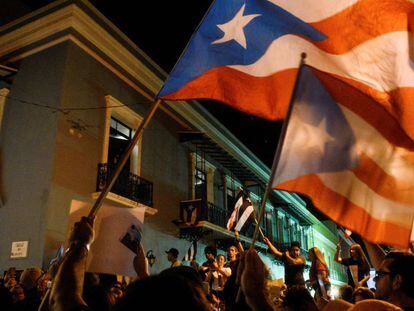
352;287;375;303
264;237;306;287
282;285;319;311
205;254;231;302
203;245;218;269
374;251;414;309
308;246;331;307
335;243;370;288
165;247;182;267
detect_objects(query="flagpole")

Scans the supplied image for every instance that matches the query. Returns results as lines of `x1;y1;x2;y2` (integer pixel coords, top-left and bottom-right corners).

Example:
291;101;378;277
88;98;162;218
251;53;307;248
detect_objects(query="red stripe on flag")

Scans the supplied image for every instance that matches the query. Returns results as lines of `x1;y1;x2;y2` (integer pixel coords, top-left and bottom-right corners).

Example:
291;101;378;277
352;153;414;205
313;69;414;150
309;0;414;54
276;174;412;248
161;67;296;120
163;66;414;143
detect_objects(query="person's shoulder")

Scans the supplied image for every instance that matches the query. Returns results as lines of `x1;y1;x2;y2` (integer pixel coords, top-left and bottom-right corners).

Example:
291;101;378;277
351;299;403;311
341;257;351;265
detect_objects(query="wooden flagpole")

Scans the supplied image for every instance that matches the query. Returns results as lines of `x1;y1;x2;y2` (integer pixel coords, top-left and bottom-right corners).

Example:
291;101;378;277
251;53;307;247
88;98;162;219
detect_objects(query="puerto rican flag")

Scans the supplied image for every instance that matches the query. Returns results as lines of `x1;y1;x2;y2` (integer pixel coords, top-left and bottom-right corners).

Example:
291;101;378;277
272;66;414;249
159;0;414;142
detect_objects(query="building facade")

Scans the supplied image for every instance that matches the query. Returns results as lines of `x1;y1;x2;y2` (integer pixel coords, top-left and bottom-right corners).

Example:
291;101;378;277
0;0;350;289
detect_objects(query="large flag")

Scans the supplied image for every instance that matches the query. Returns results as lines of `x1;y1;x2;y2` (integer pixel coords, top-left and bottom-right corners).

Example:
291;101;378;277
158;0;414;141
272;66;414;249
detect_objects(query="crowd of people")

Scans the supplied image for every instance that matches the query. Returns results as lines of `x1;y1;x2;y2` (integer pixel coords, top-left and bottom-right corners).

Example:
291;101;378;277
1;216;414;310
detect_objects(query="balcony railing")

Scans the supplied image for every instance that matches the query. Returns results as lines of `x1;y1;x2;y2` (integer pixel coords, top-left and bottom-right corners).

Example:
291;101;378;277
96;163;153;207
199;201;267;239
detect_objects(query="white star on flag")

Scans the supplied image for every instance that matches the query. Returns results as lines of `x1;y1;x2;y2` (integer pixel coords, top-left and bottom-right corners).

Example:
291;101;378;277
212;4;260;49
302;118;335;153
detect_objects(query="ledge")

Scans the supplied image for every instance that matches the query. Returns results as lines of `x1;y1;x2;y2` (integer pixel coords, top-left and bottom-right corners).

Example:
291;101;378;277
91;192;157;216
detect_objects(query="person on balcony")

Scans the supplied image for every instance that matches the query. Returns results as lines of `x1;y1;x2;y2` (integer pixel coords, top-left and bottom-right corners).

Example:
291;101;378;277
263;237;306;288
334;243;370;288
165;248;182;268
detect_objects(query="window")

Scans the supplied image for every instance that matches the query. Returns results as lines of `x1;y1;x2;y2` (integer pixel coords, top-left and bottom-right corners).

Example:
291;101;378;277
194;168;207;201
102;95;142;175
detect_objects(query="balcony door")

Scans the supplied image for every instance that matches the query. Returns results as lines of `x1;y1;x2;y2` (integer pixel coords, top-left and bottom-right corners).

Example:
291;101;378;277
108;117;132;174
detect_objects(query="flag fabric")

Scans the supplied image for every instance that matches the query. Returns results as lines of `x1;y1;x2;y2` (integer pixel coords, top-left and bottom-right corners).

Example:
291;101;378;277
184;240;198;261
235;203;254;232
49;245;65;267
272;66;414;249
180;199;202;225
159;0;414;141
226;193;244;230
344;229;353;239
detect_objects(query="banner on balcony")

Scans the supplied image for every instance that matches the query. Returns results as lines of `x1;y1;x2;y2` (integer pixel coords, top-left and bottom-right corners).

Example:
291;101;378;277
68;200;145;277
179;199;202;225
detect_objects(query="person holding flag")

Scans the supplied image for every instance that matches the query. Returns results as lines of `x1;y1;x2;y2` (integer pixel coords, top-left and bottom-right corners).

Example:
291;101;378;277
334;243;370;288
263;237;306;288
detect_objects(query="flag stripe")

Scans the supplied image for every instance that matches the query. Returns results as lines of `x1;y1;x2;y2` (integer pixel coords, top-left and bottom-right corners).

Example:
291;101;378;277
164;65;414;144
235;205;254;232
269;0;359;23
310;0;414;54
352;153;414;205
276;174;413;248
231;32;414;90
314;70;414;149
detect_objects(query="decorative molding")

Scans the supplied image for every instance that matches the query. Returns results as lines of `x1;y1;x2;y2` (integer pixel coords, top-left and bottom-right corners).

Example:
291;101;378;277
91;191;157;216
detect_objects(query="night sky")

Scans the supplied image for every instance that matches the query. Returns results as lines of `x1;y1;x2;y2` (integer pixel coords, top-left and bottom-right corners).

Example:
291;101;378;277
19;0;282;167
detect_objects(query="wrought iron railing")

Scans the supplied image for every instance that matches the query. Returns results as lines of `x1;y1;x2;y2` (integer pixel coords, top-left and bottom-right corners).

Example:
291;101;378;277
96;163;153;207
199;201;267;238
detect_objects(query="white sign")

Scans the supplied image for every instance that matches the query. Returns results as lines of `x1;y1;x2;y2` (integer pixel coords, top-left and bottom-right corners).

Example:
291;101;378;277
10;241;29;259
68;200;145;277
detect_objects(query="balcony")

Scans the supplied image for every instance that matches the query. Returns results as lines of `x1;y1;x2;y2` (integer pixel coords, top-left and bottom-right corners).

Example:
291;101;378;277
93;163;157;215
175;200;267;249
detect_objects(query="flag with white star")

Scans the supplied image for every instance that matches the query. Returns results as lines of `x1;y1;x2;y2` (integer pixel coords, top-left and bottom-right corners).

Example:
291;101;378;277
272;66;414;249
158;0;414;142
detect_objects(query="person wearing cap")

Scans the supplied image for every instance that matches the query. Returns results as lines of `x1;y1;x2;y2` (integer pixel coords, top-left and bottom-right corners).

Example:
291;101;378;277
166;248;182;268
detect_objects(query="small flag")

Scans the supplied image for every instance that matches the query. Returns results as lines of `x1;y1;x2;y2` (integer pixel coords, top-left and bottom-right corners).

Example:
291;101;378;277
235;204;254;232
344;229;352;238
49;245;65;267
183;240;197;261
226;194;243;230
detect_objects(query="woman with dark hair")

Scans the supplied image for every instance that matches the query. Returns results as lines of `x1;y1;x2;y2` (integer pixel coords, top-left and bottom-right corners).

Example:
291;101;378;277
308;247;331;307
335;243;370;288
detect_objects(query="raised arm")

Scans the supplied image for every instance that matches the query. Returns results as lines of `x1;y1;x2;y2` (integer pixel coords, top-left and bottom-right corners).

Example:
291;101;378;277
49;217;94;311
263;236;283;258
284;251;305;265
334;242;342;263
234;231;244;253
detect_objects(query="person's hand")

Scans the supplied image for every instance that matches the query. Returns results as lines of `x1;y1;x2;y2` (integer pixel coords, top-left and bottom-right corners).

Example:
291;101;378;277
213;261;219;270
133;244;149;279
237;249;272;311
336;242;341;250
263;236;271;246
69;217;95;246
234;230;240;240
